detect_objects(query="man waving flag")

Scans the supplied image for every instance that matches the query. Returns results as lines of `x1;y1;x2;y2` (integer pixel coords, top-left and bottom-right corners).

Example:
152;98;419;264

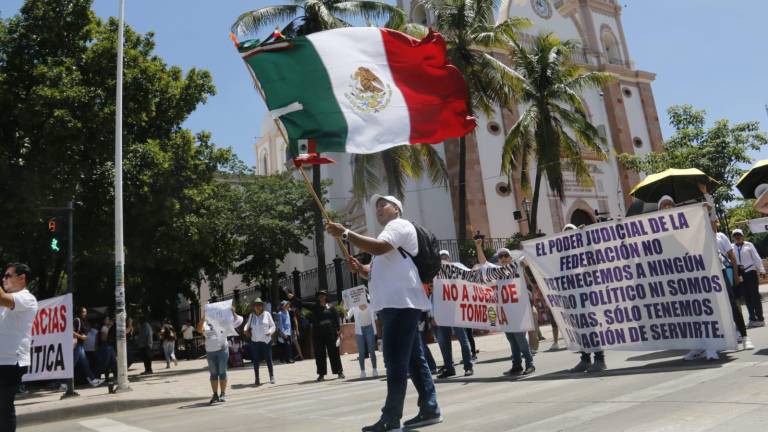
237;27;476;157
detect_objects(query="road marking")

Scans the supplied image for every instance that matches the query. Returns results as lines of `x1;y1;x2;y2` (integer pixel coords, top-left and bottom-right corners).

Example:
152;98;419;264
79;418;152;432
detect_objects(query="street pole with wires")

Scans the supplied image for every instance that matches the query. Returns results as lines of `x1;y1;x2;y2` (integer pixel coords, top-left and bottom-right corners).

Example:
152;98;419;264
113;0;130;393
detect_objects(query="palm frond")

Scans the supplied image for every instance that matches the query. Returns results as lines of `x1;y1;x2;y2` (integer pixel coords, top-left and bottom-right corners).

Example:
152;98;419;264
231;6;302;38
381;147;410;199
351;153;382;202
409;145;448;187
501;105;538;179
330;1;405;27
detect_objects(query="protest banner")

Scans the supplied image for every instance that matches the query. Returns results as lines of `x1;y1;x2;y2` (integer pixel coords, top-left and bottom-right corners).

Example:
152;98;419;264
433;263;534;332
747;216;768;234
205;299;238;336
342;285;368;309
23;293;73;382
522;204;738;353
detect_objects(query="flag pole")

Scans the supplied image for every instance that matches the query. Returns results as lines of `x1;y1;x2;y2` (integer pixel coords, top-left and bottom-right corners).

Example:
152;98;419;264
235;44;351;259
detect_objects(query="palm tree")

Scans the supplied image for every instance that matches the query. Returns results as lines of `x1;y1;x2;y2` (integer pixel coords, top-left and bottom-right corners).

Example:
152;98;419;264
501;33;611;234
232;0;404;295
425;0;529;244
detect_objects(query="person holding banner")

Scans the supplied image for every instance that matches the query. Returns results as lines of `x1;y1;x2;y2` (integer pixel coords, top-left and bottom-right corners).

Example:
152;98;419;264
434;250;474;378
326;195;441;432
346;302;379;378
198;304;243;404
732;229;766;328
0;263;37;432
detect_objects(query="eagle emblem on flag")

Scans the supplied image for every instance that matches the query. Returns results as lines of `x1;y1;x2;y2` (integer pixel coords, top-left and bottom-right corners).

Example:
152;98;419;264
345;66;392;114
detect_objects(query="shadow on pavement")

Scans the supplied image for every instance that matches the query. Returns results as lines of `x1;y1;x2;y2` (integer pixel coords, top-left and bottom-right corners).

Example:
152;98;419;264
474;356;511;365
752;348;768;356
625;350;690;361
178;401;216;409
522;356;738;381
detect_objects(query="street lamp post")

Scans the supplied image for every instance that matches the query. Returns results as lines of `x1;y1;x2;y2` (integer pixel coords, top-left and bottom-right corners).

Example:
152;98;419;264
114;0;130;392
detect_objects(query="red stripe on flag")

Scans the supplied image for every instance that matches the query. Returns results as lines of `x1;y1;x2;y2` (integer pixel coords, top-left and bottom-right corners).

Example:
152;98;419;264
380;29;476;144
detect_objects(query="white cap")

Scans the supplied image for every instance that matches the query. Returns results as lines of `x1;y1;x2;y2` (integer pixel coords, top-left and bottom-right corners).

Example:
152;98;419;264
438;250;450;257
563;223;578;231
756;183;768;199
658;195;675;208
496;247;512;256
371;194;403;215
732;228;744;237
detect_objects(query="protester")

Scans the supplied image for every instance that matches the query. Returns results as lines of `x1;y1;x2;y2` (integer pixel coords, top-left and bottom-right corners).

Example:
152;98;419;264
476;242;535;376
84;323;98;368
198;305;243;404
73;307;105;386
0;263;38;432
244;298;276;385
97;316;117;381
159;319;178;368
181;320;196;360
288;290;345;381
135;316;154;375
346;302;378;378
289;303;304;361
276;301;294;364
327;194;441;431
714;224;752;350
732;229;766;327
435;250;474;378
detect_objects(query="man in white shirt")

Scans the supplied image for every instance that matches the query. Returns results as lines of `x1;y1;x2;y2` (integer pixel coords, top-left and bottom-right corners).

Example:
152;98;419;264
0;263;38;432
714;226;751;349
732;229;766;327
327;195;442;432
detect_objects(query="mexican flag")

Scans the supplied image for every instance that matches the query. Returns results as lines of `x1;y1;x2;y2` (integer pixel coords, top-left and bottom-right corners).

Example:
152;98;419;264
238;27;476;156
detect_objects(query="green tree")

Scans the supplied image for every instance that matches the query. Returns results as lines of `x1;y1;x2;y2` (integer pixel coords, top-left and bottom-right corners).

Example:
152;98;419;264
233;172;318;307
0;0;240;315
618;104;768;230
500;33;610;234
426;0;528;244
231;0;404;290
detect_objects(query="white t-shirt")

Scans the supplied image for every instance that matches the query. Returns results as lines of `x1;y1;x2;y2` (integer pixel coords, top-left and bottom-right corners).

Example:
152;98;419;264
346;305;376;335
0;289;38;367
368;218;431;312
243;312;275;344
716;232;733;269
181;324;194;340
203;313;243;352
84;328;99;351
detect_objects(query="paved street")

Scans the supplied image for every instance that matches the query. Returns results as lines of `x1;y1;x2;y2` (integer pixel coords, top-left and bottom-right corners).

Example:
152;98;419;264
17;303;768;432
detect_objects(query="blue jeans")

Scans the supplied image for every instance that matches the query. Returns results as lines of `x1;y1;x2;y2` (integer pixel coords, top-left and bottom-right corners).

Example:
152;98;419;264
420;330;437;372
379;308;439;424
250;341;274;378
355;325;378;371
97;345;117;379
206;348;228;381
73;344;95;381
435;326;473;373
505;332;533;368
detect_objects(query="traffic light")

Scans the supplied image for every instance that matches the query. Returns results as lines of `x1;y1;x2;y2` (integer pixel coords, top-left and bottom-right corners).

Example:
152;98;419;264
47;217;61;252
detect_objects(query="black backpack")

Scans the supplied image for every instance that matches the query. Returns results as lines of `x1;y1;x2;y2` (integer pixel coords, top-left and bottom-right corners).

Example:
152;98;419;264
398;220;442;283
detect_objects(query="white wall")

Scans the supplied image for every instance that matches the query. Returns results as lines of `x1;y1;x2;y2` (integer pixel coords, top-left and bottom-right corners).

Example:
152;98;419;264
622;84;652;157
499;0;582;43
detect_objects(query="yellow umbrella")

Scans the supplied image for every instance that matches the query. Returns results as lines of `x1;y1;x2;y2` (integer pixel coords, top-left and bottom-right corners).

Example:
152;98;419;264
629;168;719;204
736;159;768;199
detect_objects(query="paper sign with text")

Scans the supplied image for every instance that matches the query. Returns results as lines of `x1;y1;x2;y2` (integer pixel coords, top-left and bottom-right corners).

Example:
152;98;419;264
522;205;737;353
23;293;73;382
205;299;238;337
342;285;368;308
433;263;534;332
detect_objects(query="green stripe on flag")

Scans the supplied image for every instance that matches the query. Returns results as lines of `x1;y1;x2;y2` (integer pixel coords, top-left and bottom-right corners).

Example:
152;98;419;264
243;38;348;156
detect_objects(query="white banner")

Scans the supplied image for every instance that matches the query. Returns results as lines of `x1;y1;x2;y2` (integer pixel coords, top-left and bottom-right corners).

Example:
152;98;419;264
747;216;768;234
522;205;737;353
205;300;238;337
23;293;73;382
433;263;534;332
342;285;368;309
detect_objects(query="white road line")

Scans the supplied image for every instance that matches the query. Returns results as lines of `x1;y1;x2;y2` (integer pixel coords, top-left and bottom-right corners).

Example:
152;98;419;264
79;418;152;432
510;362;757;432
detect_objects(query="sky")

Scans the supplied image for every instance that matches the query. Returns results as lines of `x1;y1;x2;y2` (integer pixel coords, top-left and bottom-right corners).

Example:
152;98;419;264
3;0;768;167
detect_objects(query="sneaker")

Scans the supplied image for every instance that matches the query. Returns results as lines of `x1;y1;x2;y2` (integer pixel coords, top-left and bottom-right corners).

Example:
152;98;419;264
317;375;325;382
270;376;275;384
587;359;606;373
744;336;755;350
166;364;171;369
218;393;227;402
737;335;743;344
430;369;438;375
569;360;591;373
436;369;456;379
464;369;474;377
471;355;477;361
705;349;719;361
338;372;346;379
503;366;523;376
88;378;104;387
361;419;402;432
522;366;536;375
360;370;367;379
372;369;379;377
173;358;178;366
255;378;261;386
754;320;766;327
59;383;69;392
403;411;444;429
548;342;560;351
140;370;153;376
209;393;219;404
683;350;704;361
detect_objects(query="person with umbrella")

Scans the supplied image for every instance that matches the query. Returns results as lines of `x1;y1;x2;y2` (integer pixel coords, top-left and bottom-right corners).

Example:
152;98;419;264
737;160;768;214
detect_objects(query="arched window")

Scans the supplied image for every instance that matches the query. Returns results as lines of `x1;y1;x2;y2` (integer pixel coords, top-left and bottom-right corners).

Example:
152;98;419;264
259;149;269;175
411;2;428;26
601;26;622;65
